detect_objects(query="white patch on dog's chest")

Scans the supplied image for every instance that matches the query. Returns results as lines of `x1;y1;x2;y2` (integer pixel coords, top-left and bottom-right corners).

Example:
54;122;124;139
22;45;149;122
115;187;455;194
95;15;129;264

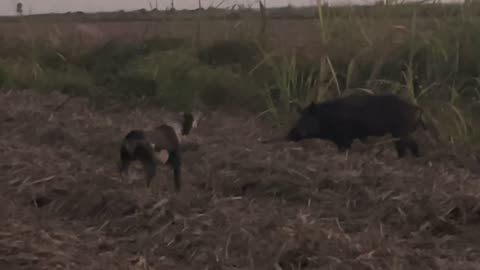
154;149;170;164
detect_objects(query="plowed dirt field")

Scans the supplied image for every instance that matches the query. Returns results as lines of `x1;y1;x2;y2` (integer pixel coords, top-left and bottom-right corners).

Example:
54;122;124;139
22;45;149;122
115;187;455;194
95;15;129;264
0;90;479;270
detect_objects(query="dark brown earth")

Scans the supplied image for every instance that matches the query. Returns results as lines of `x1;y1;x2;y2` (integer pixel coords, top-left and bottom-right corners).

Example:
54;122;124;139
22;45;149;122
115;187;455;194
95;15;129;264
0;90;479;270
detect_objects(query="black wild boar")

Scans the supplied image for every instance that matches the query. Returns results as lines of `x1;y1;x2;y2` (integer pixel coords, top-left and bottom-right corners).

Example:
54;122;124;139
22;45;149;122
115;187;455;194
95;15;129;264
287;94;426;157
118;111;202;191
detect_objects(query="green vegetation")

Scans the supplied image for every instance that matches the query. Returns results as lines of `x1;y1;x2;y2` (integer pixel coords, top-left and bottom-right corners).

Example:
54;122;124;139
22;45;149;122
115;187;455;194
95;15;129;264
0;66;6;88
0;37;264;112
1;2;480;146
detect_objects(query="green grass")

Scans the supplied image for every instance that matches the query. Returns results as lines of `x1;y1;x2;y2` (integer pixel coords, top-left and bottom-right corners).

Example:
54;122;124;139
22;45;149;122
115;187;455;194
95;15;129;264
258;3;480;145
1;3;480;146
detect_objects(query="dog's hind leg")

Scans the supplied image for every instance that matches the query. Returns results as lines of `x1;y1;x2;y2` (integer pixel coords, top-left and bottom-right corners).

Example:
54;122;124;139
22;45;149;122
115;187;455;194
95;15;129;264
168;151;182;192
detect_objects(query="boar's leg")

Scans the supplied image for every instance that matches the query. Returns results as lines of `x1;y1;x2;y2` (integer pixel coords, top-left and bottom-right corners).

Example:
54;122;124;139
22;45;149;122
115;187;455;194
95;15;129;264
392;125;420;158
358;136;368;144
394;138;407;158
334;136;353;152
394;135;420;158
404;136;420;157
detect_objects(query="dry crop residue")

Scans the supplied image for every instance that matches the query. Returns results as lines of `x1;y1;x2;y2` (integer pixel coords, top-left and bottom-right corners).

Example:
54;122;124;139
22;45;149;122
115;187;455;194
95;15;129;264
0;90;479;270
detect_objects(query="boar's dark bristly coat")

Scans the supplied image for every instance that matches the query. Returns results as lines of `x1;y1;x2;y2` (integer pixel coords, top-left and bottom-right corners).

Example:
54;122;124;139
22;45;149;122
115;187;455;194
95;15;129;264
287;94;425;158
118;112;201;192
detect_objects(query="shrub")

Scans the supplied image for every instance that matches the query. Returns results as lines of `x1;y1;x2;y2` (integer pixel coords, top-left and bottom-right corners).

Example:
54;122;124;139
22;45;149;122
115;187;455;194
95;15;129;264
108;72;157;99
78;40;141;79
141;37;188;53
126;49;264;111
0;66;6;88
34;66;95;96
197;39;261;72
192;65;264;111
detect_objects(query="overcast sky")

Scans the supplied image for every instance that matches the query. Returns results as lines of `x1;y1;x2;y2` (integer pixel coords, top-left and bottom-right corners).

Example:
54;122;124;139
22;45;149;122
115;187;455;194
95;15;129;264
0;0;463;16
0;0;370;16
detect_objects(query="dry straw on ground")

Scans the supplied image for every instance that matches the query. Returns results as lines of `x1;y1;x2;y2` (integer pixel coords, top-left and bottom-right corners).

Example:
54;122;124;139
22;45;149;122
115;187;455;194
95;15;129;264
0;90;479;270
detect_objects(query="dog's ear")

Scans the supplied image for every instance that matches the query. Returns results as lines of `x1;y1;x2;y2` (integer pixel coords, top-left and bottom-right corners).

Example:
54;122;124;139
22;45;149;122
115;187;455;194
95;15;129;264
191;111;202;129
181;112;194;135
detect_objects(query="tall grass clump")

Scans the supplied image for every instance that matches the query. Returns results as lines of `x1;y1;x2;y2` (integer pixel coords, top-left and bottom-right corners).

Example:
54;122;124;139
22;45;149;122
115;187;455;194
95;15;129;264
259;2;480;146
258;53;319;128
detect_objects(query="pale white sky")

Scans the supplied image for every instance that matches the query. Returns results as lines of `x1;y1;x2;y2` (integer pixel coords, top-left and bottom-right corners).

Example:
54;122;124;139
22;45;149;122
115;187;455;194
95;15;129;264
0;0;463;16
0;0;366;16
